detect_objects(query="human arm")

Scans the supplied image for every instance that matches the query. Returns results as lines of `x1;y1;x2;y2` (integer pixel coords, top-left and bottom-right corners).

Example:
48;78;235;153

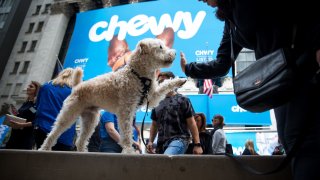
105;122;121;143
181;22;243;79
186;116;203;155
146;120;158;153
9;121;32;129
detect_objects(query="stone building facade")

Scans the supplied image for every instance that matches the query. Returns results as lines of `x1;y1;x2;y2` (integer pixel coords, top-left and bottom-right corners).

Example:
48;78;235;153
0;0;146;107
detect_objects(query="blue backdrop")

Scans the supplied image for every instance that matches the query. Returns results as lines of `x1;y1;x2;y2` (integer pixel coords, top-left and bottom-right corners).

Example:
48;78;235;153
136;94;271;125
64;0;224;79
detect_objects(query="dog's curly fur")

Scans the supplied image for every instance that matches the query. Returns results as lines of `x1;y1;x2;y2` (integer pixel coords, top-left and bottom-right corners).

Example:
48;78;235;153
39;38;187;153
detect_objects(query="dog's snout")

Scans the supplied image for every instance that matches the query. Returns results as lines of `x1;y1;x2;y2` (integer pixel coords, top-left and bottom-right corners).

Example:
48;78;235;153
170;50;176;57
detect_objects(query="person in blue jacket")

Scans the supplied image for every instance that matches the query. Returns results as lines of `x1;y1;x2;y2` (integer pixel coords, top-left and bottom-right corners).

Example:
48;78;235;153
99;111;141;153
34;68;79;151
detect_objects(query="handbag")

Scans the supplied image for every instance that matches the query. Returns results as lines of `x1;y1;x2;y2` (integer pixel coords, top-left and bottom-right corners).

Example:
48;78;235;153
232;49;296;112
230;26;297;112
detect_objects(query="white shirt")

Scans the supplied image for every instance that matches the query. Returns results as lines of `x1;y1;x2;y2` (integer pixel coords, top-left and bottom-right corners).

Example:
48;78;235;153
212;129;226;154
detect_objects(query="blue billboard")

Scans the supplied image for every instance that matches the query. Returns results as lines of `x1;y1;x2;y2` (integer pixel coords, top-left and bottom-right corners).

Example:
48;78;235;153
64;0;224;80
136;94;271;126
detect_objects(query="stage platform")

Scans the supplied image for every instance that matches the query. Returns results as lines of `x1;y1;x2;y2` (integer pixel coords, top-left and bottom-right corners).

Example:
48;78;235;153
0;150;292;180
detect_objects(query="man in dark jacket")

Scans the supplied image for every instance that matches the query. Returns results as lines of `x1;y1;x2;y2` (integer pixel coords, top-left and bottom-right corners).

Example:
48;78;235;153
181;1;320;179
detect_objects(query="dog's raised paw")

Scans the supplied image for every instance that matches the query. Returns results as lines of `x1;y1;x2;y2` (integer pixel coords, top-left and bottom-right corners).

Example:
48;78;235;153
174;78;187;87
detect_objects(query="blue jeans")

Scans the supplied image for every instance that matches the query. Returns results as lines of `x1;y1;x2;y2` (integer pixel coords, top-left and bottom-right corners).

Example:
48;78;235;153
163;138;189;155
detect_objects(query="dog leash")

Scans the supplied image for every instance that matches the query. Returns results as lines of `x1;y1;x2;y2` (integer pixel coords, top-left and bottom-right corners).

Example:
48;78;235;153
140;100;149;147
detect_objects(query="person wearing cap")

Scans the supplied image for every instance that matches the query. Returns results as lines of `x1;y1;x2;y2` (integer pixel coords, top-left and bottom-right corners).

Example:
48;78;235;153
210;114;226;155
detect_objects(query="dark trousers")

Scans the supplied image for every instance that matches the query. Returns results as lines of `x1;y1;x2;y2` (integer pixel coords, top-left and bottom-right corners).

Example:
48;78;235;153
275;80;320;180
5;129;34;150
34;128;73;151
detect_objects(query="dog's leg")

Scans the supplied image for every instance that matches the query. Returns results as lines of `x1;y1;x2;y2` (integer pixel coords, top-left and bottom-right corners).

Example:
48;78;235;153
116;107;136;154
76;107;100;152
148;78;187;107
39;97;83;151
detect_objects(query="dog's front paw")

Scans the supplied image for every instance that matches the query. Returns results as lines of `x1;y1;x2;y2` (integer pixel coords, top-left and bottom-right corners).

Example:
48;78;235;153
177;78;187;87
172;78;187;88
122;147;136;154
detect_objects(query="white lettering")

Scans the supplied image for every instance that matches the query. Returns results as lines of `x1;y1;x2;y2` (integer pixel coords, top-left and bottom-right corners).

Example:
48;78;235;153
88;21;108;42
231;105;247;112
88;11;207;42
74;58;89;64
195;50;214;56
177;11;206;39
233;147;245;155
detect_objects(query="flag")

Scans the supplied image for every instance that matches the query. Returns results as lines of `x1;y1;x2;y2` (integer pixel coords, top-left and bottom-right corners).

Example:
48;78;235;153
203;79;213;98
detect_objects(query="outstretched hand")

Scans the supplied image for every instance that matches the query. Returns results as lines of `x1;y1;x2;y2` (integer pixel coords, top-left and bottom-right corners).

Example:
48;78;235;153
180;51;187;73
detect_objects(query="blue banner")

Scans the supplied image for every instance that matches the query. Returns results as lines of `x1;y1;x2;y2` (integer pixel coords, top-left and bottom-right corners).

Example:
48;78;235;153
64;0;224;80
225;132;257;155
136;94;271;126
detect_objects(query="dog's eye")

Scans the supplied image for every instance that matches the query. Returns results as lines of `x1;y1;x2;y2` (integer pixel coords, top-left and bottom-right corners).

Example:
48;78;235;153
160;45;162;49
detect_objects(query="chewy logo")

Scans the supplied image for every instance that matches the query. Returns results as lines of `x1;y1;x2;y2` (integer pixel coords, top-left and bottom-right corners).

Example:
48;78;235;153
195;50;214;56
88;11;206;42
231;105;247;112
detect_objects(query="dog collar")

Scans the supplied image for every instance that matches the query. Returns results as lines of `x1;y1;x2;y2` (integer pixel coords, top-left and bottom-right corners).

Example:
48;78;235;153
131;69;152;106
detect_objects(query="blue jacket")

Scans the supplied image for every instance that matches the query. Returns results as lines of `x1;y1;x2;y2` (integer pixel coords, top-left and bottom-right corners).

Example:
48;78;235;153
35;82;75;146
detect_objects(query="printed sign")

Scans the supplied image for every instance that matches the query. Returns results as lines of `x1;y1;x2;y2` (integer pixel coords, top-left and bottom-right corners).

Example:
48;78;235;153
64;0;224;79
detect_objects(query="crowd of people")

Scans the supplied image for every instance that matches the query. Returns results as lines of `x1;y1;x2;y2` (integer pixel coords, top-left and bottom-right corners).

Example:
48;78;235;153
0;69;283;157
1;0;319;179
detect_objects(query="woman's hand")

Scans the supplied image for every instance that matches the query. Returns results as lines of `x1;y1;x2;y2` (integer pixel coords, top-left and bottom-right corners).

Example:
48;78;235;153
9;120;28;129
180;51;187;73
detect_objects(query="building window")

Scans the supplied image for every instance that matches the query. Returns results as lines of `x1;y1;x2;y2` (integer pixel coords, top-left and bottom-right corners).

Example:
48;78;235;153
35;21;44;32
0;0;5;7
1;83;12;97
42;4;51;14
235;49;256;75
10;62;20;75
20;61;30;74
32;5;41;15
12;83;22;97
27;40;37;52
18;41;28;53
25;22;35;33
0;13;9;29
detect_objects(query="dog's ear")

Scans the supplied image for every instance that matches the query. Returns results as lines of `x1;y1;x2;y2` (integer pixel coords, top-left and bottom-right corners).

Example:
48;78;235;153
137;41;148;55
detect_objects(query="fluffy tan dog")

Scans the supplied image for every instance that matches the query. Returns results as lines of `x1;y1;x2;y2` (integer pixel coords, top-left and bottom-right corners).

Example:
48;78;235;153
39;38;186;153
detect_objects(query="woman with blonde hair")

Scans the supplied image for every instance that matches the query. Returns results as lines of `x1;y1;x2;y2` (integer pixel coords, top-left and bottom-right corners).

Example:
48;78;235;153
34;68;81;151
6;81;41;149
242;139;259;155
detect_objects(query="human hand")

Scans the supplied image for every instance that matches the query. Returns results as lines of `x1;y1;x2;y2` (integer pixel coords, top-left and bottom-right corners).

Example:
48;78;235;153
146;142;156;154
180;51;187;73
9;120;26;129
193;146;203;155
132;141;142;154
